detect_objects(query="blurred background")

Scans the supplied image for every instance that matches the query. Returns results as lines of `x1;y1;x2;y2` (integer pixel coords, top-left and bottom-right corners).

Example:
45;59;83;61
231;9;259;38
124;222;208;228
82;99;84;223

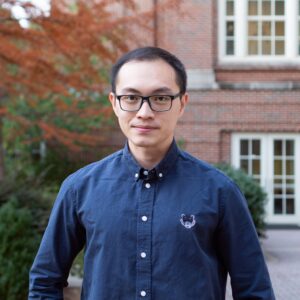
0;0;299;299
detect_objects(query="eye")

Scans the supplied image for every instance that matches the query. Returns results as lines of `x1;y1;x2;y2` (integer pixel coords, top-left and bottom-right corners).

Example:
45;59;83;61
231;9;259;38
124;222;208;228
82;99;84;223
151;95;171;103
121;95;140;102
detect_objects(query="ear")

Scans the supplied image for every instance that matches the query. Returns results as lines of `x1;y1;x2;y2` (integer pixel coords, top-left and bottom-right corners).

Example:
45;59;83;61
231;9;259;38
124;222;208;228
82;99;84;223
109;92;119;117
179;92;189;117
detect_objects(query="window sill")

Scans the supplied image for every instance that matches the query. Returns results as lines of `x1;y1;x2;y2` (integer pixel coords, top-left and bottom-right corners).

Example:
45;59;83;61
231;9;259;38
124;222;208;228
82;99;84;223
217;58;300;70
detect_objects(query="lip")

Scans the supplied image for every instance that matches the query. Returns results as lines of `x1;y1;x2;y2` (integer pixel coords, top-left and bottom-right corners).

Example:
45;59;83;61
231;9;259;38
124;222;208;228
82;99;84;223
132;125;158;133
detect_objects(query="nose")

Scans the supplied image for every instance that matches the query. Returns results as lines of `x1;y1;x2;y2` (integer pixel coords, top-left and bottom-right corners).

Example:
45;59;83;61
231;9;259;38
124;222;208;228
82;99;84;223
136;100;155;118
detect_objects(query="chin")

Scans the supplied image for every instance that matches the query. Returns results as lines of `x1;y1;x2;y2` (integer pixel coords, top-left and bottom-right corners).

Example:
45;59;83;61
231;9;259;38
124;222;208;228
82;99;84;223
129;137;157;148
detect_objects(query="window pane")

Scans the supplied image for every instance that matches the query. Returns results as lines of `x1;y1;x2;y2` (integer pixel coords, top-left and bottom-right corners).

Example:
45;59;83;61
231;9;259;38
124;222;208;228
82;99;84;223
262;40;271;54
274;140;282;155
286;198;295;214
286;160;294;175
274;188;283;195
262;0;271;15
275;0;285;15
248;21;259;36
286;140;294;156
248;40;258;54
274;178;282;184
252;140;260;155
241;159;249;172
286;188;294;195
262;21;272;36
248;0;258;15
226;1;234;16
286;178;294;184
275;40;285;54
252;159;260;175
299;21;300;54
240;140;249;155
274;198;283;214
274;159;282;175
275;21;285;36
226;40;234;55
226;21;234;36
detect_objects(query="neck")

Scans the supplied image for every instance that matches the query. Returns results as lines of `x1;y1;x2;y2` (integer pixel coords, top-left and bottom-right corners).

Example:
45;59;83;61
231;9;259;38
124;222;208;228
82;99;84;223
128;141;172;170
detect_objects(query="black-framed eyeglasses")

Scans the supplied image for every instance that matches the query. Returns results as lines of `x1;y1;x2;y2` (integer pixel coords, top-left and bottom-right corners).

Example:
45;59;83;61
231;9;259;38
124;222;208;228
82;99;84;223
115;93;181;112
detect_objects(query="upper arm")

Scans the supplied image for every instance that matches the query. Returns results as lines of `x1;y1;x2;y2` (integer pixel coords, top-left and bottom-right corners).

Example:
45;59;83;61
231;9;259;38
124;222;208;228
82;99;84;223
29;180;85;299
216;181;275;300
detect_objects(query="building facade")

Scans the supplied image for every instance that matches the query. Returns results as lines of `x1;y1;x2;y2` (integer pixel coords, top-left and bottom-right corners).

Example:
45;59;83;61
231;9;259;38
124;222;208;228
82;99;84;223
149;0;300;226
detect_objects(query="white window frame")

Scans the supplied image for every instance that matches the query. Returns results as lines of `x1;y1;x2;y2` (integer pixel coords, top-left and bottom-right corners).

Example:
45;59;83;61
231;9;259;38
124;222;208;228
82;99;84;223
218;0;300;65
232;133;300;225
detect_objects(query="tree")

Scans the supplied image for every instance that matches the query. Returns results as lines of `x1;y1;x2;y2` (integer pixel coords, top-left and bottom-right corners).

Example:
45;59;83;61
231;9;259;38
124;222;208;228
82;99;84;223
0;0;179;178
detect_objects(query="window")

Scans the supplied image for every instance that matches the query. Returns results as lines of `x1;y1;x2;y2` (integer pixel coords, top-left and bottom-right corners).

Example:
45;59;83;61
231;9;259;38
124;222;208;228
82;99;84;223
225;0;235;55
273;139;295;214
299;0;300;53
239;139;261;182
219;0;300;63
248;0;285;55
232;134;300;225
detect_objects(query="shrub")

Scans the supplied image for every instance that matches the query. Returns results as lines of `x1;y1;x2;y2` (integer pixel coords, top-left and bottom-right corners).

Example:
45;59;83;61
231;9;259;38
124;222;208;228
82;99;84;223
215;163;267;236
0;200;39;300
0;174;53;300
0;174;53;234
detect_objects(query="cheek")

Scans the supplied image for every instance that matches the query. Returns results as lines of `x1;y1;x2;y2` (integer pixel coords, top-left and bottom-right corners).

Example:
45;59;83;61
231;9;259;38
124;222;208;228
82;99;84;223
117;113;131;128
160;118;178;135
164;113;180;127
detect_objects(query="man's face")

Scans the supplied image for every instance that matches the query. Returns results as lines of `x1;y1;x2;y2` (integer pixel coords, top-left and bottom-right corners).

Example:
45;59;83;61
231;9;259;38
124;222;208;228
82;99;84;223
109;59;188;153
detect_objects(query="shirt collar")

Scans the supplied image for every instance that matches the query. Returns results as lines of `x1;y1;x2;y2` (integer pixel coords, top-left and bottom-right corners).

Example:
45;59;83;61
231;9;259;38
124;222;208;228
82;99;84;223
122;139;180;181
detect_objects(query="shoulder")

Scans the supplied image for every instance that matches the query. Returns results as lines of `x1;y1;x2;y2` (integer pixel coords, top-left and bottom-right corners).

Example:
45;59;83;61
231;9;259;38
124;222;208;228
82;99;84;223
177;150;234;187
61;149;123;190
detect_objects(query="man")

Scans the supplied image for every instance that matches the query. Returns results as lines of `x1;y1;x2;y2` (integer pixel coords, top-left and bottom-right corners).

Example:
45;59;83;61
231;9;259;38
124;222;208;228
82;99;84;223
29;47;275;299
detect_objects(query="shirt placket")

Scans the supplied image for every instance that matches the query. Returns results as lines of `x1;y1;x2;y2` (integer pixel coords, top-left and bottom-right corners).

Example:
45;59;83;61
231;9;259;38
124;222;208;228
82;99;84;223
136;178;155;299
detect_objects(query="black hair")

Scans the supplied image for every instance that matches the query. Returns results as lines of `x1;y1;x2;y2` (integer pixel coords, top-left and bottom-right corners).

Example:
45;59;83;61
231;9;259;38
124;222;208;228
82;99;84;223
111;47;187;94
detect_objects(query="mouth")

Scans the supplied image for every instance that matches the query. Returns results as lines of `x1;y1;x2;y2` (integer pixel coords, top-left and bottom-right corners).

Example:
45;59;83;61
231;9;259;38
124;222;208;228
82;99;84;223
132;125;159;133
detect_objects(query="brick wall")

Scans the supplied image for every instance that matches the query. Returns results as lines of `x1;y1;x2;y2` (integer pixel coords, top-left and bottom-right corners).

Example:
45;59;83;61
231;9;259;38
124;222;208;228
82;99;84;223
154;0;300;164
176;90;300;163
157;0;215;69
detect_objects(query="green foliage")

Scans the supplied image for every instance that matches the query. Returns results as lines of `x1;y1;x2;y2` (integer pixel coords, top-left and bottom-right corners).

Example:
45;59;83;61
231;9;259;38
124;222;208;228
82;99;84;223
215;163;267;236
0;172;53;300
70;250;84;278
176;138;186;149
4;92;109;140
32;147;89;186
0;200;39;300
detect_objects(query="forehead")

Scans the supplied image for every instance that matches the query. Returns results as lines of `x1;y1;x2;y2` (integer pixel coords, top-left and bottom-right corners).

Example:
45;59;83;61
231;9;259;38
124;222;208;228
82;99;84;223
115;59;178;93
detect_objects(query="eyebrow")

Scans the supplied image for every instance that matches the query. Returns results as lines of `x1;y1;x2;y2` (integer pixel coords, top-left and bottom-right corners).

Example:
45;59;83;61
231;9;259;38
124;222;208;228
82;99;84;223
120;87;175;95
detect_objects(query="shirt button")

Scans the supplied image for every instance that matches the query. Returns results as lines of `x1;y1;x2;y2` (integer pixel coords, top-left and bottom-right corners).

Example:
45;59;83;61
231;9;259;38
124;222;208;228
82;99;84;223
141;215;148;222
145;183;151;189
159;173;163;178
143;170;149;175
140;290;146;297
135;173;139;179
140;252;146;258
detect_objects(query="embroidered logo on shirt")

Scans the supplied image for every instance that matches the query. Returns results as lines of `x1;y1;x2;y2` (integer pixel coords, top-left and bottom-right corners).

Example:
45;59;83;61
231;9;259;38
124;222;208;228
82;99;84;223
180;214;196;229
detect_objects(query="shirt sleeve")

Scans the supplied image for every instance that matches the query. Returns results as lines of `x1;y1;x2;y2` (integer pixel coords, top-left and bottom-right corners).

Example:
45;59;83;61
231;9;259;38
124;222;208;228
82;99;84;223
28;178;85;299
216;179;275;300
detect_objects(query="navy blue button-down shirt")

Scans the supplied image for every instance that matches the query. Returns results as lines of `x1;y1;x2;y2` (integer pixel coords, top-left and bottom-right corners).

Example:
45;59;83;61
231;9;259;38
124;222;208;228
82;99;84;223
29;140;275;299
